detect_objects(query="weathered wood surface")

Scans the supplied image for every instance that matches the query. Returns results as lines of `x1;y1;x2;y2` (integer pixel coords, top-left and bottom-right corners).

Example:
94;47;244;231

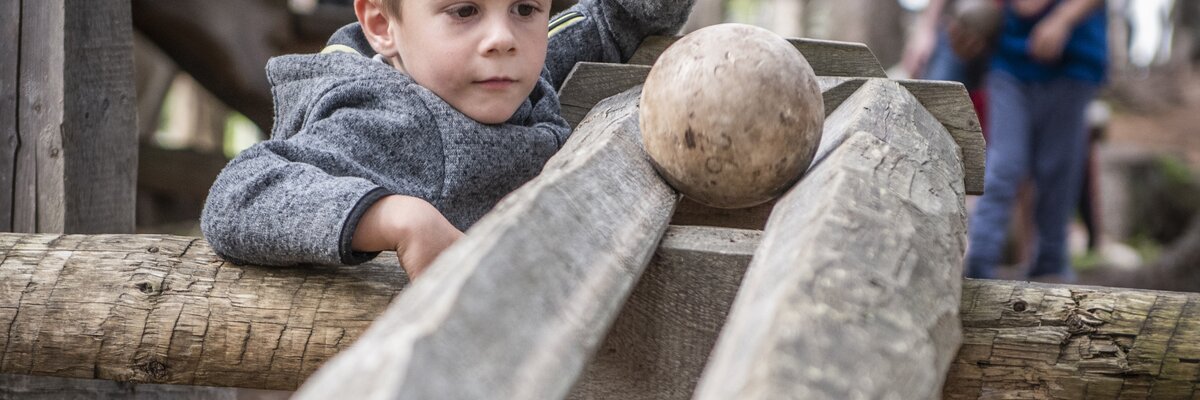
15;0;137;234
294;87;679;400
947;279;1200;400
558;63;651;129
898;79;986;195
0;373;290;400
569;226;759;400
5;231;1200;398
669;198;775;230
0;0;18;232
694;79;968;399
628;35;887;78
0;233;405;390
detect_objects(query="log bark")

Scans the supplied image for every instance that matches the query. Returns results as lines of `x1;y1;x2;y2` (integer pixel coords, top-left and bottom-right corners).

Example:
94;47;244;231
0;233;406;390
293;87;679;400
693;78;968;399
948;279;1200;399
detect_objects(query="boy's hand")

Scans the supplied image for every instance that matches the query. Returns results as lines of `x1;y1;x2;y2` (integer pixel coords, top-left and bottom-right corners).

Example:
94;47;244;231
352;195;464;280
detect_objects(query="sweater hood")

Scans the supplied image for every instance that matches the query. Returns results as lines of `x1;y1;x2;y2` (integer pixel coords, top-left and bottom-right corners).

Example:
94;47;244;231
264;23;411;140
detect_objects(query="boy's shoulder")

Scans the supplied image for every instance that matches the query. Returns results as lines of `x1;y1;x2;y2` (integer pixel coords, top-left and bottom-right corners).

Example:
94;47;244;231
266;50;432;140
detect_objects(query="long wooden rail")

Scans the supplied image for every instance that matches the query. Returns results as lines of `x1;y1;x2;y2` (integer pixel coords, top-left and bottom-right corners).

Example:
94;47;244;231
694;78;968;399
3;231;1199;398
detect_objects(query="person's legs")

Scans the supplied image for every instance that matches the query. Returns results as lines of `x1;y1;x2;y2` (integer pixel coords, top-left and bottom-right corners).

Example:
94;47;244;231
966;71;1034;279
1026;79;1099;279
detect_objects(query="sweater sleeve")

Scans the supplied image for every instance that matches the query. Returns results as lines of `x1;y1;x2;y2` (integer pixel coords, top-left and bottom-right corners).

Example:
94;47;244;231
543;0;696;89
201;83;438;266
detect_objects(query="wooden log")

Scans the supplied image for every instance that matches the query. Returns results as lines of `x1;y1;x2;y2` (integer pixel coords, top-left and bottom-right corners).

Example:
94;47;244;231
15;0;137;234
293;87;679;399
4;232;1200;397
693;79;968;399
0;233;406;390
947;279;1200;399
628;35;887;78
569;226;760;400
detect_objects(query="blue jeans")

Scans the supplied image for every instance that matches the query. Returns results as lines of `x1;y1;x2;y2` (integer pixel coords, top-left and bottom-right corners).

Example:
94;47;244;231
965;70;1098;280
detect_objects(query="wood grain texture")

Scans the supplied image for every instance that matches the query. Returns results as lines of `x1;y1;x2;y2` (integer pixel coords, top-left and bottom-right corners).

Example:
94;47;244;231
13;0;49;233
948;279;1200;400
558;62;650;129
898;79;986;195
569;226;759;400
0;233;406;390
628;35;886;78
5;232;1200;398
294;87;679;400
668;198;774;230
0;0;18;232
17;0;137;234
694;79;968;399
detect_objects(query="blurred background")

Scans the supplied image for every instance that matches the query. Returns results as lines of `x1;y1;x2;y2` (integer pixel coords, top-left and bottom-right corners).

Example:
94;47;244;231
132;0;1200;292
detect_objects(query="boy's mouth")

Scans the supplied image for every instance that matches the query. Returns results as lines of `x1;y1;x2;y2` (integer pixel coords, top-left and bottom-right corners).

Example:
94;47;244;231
474;77;517;90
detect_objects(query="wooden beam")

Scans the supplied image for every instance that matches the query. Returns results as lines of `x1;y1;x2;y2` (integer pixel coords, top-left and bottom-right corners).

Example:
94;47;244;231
16;0;137;234
898;79;986;195
947;279;1200;399
0;0;18;232
293;87;679;399
628;36;887;78
693;79;968;399
569;226;759;399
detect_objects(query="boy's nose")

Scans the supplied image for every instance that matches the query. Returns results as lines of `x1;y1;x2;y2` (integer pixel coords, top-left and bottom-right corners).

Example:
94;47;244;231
481;19;517;56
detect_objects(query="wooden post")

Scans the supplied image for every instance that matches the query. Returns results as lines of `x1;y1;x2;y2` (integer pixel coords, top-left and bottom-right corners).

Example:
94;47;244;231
0;0;19;232
693;79;969;399
12;0;137;234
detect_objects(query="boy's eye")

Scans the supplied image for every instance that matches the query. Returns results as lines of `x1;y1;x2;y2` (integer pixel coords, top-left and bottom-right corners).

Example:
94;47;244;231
451;5;478;18
515;4;536;16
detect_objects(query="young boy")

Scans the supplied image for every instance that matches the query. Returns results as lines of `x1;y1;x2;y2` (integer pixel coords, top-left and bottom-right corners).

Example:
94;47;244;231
201;0;696;278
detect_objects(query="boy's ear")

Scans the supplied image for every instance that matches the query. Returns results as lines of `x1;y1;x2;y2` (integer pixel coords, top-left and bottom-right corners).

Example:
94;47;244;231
355;0;398;58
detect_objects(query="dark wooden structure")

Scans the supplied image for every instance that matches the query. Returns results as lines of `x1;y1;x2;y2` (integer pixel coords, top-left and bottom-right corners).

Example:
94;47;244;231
2;0;137;234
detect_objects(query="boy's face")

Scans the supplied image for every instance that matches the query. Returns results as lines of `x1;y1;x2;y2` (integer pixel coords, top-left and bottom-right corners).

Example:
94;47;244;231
362;0;551;124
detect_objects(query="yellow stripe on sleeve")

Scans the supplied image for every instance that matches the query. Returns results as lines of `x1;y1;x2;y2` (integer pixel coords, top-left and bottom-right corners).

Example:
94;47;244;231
548;15;585;38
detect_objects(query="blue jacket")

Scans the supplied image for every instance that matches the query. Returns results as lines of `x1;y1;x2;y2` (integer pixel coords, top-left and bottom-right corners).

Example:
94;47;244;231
992;0;1108;83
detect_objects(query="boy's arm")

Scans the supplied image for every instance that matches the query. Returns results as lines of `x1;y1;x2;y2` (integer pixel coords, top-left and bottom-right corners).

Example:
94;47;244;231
543;0;697;89
201;87;449;270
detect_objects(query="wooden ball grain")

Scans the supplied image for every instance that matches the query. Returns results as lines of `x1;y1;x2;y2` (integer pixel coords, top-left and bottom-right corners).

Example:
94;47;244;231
640;23;824;209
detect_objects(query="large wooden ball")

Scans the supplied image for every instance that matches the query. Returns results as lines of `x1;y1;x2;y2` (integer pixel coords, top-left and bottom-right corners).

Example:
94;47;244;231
640;23;824;209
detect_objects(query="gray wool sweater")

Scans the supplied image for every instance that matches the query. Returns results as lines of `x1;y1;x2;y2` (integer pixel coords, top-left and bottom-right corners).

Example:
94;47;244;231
200;0;694;266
